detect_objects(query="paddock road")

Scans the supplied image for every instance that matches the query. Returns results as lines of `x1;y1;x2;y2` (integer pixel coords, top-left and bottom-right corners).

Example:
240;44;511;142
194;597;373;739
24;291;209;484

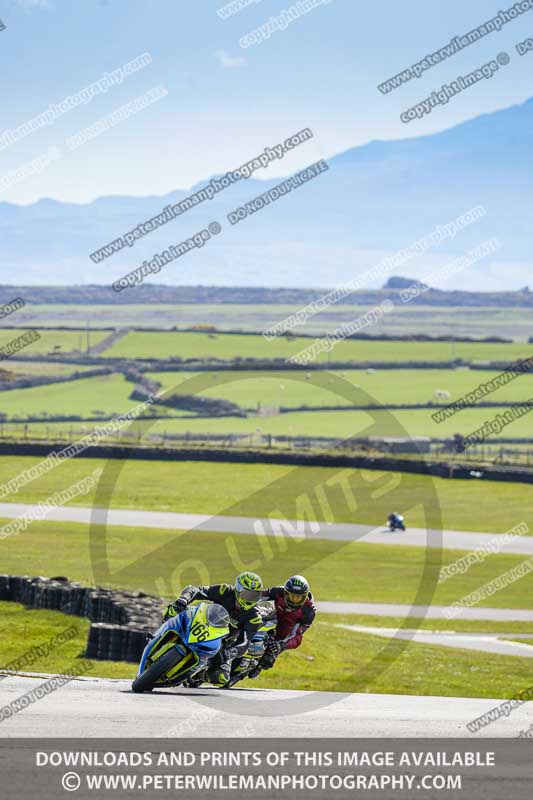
0;674;531;738
0;503;531;554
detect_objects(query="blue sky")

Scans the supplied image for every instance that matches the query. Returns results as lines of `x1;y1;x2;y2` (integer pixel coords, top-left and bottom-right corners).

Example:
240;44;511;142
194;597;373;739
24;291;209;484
1;0;532;204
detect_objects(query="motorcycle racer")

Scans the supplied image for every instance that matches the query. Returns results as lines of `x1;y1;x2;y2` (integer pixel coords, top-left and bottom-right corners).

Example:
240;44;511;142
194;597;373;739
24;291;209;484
163;571;263;686
252;575;316;674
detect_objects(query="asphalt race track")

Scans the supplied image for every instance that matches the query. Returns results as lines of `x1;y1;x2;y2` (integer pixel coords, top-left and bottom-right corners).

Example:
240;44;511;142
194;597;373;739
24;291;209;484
0;503;531;554
1;674;532;737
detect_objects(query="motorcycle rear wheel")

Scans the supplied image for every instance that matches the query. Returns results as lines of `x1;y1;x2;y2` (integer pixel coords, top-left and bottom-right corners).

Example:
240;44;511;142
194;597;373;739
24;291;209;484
131;648;183;693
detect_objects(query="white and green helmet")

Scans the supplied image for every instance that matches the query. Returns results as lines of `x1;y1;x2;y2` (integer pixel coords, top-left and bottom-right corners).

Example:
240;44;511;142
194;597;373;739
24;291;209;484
235;571;263;610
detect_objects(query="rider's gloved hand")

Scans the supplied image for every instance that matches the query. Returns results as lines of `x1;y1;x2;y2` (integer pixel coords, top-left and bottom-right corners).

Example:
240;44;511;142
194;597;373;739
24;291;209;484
163;599;186;620
261;638;282;669
266;639;282;657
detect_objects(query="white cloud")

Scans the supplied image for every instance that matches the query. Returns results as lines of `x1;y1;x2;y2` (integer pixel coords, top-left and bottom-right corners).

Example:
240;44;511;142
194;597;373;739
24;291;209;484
214;50;246;69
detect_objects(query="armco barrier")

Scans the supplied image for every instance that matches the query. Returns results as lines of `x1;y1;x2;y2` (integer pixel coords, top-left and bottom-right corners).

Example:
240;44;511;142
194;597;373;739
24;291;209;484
0;575;163;664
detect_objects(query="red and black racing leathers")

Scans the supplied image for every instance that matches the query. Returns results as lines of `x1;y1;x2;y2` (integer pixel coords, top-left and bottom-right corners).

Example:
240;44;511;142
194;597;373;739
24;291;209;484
262;587;316;650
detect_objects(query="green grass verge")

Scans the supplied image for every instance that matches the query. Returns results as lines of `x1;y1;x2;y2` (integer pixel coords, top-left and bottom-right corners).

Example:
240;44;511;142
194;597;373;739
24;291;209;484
2;519;533;610
2;603;531;699
0;602;135;679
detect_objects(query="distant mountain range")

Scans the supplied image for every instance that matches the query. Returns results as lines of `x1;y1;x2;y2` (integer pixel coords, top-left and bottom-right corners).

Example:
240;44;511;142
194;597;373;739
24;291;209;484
0;282;532;308
1;98;532;291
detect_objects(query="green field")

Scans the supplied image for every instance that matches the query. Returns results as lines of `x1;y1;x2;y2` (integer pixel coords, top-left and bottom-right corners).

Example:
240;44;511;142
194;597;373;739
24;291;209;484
0;328;108;356
1;367;531;438
105;330;533;363
13;303;533;340
0;374;143;419
148;368;533;408
0;455;528;534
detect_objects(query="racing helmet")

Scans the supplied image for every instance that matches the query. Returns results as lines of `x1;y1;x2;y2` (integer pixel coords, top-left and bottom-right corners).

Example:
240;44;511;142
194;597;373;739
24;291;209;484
235;571;263;610
284;575;309;609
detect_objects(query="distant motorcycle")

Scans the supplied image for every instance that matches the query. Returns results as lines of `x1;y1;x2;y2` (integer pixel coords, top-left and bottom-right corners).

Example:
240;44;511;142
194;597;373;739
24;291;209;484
387;513;406;532
131;602;230;693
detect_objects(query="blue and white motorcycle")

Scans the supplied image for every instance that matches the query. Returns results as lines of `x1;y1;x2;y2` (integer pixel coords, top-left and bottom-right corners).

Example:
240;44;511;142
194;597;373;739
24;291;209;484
132;602;230;693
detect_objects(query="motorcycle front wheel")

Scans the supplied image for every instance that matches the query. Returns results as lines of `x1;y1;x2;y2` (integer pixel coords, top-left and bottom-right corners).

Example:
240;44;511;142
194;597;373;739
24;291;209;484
131;648;183;693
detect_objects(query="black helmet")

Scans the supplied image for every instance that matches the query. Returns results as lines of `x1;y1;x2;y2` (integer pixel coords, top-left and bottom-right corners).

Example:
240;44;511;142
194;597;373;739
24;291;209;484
284;575;309;609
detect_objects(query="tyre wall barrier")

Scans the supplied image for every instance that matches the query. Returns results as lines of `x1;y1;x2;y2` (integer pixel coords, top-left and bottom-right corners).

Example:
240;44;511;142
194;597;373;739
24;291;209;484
0;574;164;664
